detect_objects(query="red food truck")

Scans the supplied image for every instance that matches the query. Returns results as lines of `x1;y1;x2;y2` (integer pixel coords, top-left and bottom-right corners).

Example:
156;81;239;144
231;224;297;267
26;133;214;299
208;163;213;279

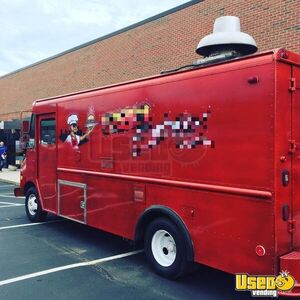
15;16;300;296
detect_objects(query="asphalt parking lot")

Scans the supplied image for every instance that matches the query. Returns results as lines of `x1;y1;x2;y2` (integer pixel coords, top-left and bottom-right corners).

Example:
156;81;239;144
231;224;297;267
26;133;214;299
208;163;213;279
0;182;285;300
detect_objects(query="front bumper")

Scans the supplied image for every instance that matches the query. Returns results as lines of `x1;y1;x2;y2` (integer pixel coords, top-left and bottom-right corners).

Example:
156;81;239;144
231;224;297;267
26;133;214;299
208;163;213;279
14;187;24;197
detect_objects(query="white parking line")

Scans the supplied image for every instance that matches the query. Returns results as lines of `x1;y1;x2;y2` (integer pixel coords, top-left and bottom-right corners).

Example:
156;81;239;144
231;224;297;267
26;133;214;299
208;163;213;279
0;192;15;195
0;201;23;206
0;249;143;286
0;195;25;198
0;220;62;230
0;204;24;208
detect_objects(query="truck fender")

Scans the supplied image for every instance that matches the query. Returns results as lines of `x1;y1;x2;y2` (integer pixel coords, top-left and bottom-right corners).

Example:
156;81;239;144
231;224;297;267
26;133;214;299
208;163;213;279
24;181;36;195
135;205;194;261
23;181;45;211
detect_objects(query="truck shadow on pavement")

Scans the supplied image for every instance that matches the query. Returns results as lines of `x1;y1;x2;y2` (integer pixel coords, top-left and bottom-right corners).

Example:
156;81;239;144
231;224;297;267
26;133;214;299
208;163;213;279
42;218;283;300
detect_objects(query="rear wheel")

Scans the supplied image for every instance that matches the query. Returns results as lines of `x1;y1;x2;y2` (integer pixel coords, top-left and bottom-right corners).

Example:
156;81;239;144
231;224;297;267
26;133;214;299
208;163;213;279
25;187;47;222
144;218;189;279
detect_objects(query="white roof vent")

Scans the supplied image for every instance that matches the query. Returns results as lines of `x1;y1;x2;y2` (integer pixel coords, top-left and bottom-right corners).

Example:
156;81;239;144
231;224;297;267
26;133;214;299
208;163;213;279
196;16;257;57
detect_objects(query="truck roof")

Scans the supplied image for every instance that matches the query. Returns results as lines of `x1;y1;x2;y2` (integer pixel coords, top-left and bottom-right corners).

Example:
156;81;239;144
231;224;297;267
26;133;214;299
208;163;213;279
34;48;299;106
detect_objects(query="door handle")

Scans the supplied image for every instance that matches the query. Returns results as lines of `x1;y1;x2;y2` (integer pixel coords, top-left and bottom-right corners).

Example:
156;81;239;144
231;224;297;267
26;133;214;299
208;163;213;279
80;200;86;209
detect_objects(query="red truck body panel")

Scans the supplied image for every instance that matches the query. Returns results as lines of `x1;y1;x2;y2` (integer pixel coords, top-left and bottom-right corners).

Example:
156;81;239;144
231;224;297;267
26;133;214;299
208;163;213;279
19;49;300;286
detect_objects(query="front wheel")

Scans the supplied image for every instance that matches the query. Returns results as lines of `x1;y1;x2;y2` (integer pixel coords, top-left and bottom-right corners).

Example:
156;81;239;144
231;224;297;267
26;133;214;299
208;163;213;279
144;218;189;279
25;187;47;222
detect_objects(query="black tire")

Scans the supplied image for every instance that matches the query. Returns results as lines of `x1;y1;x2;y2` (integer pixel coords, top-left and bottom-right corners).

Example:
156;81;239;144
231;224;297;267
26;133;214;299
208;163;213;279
144;218;189;279
25;187;47;222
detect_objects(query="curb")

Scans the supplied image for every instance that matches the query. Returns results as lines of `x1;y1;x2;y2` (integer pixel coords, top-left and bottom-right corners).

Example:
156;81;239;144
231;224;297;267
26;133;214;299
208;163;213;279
0;169;20;186
0;178;19;186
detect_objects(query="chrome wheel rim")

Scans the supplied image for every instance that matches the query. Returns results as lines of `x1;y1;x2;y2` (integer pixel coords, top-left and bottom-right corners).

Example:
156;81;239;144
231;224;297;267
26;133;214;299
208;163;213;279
151;229;176;267
27;194;38;216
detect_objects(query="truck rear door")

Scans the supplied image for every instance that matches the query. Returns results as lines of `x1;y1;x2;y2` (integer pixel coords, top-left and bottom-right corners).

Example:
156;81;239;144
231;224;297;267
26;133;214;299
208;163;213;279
292;65;300;249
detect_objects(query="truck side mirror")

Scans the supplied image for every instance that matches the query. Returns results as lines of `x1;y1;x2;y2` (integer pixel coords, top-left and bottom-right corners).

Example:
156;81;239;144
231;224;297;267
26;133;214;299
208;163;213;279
23;120;30;134
20;134;30;150
21;134;30;144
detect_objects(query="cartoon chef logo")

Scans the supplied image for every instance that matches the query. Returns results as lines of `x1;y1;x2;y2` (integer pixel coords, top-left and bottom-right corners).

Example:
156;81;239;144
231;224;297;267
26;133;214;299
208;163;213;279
60;113;94;148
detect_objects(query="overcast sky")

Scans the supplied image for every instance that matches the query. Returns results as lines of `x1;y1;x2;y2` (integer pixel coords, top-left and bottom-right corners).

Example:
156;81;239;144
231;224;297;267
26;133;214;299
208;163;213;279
0;0;189;76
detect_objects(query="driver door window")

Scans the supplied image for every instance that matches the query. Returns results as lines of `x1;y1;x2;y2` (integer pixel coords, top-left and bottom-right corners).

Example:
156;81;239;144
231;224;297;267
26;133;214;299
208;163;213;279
40;119;56;145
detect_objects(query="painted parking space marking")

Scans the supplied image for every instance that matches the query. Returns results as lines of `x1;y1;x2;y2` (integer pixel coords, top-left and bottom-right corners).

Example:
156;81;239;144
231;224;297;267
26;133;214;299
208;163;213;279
0;201;24;208
0;204;24;208
0;220;62;230
0;201;24;206
0;249;143;286
0;192;16;194
0;195;25;198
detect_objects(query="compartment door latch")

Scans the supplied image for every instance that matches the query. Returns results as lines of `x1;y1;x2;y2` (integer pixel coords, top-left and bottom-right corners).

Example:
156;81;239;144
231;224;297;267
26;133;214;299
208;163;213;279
288;140;297;154
288;219;296;233
80;200;86;209
289;77;296;92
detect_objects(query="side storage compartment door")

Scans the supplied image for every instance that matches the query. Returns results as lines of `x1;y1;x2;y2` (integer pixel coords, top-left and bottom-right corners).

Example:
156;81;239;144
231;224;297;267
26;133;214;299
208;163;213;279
58;180;87;224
